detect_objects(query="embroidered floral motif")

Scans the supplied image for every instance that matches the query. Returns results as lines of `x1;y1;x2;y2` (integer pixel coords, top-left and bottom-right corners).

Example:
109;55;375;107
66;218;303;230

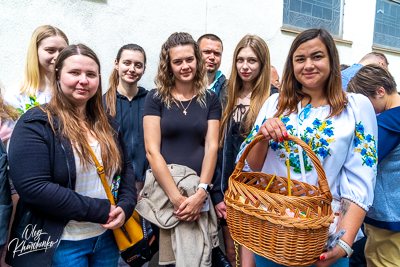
354;122;377;168
239;117;267;153
269;117;335;173
15;95;41;116
269;116;308;173
303;118;335;162
240;115;336;173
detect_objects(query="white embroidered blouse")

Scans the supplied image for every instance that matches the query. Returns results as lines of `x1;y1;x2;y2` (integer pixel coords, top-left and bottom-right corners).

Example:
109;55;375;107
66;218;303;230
237;93;377;235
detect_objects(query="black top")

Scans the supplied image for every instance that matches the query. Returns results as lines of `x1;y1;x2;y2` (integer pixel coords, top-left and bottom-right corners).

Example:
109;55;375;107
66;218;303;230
143;89;221;175
103;87;149;182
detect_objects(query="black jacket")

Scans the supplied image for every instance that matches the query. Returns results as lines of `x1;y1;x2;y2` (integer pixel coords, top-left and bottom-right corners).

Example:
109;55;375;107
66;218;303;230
103;87;149;182
5;106;137;267
0;141;12;251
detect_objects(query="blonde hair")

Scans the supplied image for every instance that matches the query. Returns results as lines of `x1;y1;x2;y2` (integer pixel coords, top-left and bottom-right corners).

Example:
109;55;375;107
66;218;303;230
154;32;208;108
21;25;69;97
219;35;271;146
42;44;121;178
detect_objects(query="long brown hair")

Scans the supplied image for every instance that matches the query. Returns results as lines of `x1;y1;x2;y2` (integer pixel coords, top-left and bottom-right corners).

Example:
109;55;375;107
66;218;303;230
275;28;347;118
347;64;397;97
219;35;271;147
105;44;147;117
154;32;208;108
21;25;69;96
42;44;121;178
0;85;19;121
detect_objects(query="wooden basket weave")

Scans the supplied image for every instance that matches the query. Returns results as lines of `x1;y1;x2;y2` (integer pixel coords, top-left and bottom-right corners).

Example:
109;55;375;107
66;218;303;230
225;135;334;266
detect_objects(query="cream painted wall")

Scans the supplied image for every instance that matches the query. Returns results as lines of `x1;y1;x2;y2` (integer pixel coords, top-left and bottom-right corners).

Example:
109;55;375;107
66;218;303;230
0;0;398;93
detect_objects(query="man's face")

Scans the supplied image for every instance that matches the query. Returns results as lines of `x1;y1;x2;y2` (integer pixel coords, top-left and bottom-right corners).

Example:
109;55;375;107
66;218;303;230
199;38;222;75
271;67;281;88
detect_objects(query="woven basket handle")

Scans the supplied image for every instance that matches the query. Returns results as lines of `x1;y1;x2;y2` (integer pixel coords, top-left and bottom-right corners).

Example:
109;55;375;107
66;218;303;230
235;134;332;197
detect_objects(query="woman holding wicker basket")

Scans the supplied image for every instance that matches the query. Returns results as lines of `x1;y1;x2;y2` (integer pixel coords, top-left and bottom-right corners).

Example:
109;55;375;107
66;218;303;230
236;29;377;267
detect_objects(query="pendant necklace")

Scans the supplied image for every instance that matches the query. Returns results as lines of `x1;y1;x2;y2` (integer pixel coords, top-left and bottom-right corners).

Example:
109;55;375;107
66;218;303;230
177;94;194;115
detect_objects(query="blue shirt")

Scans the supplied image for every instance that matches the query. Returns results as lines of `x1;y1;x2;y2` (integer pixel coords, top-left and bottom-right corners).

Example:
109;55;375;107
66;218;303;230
207;70;226;96
377;106;400;163
341;63;364;91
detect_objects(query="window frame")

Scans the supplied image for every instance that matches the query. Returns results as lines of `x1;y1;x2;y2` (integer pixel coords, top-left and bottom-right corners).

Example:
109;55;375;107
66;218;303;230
373;0;400;51
282;0;345;39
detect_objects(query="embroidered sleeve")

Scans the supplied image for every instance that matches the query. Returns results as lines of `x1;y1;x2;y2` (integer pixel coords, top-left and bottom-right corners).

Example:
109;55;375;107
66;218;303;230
340;94;378;211
236;94;279;171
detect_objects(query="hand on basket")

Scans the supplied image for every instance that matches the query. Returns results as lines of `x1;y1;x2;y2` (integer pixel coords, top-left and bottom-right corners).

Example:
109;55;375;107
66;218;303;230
257;117;288;143
174;190;206;221
214;201;227;219
313;245;347;267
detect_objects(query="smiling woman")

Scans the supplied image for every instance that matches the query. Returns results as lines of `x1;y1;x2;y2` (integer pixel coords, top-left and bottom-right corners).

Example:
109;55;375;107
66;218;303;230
5;25;69;114
5;44;137;267
239;29;378;267
58;54;99;109
104;44;149;198
142;32;221;266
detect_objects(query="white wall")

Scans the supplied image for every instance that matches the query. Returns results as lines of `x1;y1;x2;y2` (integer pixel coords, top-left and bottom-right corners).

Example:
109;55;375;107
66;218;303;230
1;0;399;93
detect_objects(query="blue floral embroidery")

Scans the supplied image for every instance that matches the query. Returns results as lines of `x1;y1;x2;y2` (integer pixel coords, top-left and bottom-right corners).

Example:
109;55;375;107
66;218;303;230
302;118;335;163
354;121;377;168
318;147;329;159
356;124;365;134
323;128;334;137
270;142;279;151
239;117;267;153
312;119;322;127
268;116;335;173
320;138;329;146
239;115;336;173
281;117;290;124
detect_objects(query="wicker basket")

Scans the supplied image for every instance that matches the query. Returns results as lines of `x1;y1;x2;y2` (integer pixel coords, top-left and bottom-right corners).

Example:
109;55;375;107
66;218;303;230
225;135;334;266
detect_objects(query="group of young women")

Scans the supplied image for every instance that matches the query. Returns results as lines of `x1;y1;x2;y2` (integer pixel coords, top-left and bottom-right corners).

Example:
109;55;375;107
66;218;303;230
0;23;398;267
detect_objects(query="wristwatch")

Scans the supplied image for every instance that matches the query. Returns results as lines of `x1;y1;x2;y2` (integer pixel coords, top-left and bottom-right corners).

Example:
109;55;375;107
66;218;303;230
336;239;354;258
197;183;211;195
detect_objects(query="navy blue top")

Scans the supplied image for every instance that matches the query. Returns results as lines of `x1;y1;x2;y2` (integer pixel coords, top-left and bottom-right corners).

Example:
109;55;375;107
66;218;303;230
377;106;400;163
364;105;400;230
103;87;149;182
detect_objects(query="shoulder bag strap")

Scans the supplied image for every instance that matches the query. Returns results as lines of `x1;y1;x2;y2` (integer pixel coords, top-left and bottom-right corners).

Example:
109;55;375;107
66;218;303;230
87;145;116;206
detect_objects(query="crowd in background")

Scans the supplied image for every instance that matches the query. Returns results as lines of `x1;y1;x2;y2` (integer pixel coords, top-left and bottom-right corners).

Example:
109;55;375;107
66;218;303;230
0;24;398;267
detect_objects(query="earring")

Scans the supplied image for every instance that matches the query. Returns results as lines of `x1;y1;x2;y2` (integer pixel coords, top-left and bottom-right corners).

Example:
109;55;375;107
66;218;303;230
170;72;173;76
